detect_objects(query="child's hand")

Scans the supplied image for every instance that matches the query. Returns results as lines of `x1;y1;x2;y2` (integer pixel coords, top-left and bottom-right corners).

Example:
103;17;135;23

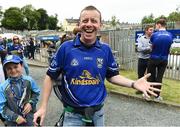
23;103;32;115
16;115;27;124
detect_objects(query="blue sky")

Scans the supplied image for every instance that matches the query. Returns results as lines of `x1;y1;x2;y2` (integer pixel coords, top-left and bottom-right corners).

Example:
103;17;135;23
0;0;180;24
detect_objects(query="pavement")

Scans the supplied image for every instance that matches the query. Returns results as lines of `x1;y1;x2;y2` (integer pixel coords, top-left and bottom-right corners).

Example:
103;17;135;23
27;58;48;68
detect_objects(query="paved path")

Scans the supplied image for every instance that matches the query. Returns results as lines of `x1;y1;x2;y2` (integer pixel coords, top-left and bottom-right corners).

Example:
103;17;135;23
31;66;180;126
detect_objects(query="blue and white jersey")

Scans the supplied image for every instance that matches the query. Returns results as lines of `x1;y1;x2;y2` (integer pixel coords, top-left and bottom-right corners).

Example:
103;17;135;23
150;30;173;60
8;44;24;59
47;34;119;107
0;45;5;51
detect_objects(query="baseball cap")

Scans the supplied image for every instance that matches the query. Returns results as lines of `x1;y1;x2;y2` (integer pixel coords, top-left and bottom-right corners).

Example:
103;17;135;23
3;55;23;67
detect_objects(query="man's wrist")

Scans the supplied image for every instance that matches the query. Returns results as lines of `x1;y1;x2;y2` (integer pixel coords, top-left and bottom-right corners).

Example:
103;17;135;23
131;82;135;89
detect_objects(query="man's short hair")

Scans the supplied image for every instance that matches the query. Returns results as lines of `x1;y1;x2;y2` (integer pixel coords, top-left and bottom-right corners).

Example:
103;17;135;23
80;5;102;22
156;18;167;27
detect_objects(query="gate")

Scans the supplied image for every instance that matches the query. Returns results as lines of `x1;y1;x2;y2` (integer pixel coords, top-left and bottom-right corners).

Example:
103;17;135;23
100;29;138;70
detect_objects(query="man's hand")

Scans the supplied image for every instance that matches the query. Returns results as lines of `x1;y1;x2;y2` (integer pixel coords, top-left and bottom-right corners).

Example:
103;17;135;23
133;73;161;98
33;107;47;126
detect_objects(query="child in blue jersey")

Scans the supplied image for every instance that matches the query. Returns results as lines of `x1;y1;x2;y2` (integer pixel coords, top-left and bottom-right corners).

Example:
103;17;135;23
34;5;161;126
8;36;29;75
0;55;40;126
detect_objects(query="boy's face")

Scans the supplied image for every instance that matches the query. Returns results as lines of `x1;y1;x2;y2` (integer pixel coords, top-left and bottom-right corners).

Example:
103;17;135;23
79;10;102;46
146;27;154;37
5;63;23;78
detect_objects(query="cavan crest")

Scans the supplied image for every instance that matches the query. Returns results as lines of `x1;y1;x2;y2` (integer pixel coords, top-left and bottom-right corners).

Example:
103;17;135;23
97;58;103;68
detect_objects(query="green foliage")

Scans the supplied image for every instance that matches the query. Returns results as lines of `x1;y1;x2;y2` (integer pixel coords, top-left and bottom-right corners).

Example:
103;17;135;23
170;47;180;55
21;4;40;30
141;14;154;24
168;12;180;22
1;7;26;30
36;8;48;30
110;16;120;30
48;14;58;30
141;9;180;26
1;4;59;30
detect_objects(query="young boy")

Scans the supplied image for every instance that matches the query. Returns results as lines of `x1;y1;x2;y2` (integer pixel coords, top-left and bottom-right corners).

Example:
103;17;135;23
0;55;40;126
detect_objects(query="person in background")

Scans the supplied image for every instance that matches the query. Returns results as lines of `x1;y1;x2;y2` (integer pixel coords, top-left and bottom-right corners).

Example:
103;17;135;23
0;37;7;124
33;5;161;126
72;27;81;36
28;38;35;60
147;18;173;101
136;25;154;95
0;55;40;126
8;36;29;75
0;37;8;79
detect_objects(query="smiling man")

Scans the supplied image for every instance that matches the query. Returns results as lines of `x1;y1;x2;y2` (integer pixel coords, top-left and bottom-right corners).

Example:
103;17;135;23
33;5;161;126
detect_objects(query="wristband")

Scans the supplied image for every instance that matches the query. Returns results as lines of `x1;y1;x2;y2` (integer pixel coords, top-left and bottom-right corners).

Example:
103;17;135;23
131;82;135;89
16;116;20;123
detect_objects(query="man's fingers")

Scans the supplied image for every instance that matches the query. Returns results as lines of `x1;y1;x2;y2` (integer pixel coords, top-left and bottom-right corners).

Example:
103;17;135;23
143;73;151;79
147;90;158;97
33;115;38;126
149;87;161;92
149;82;162;86
143;91;150;98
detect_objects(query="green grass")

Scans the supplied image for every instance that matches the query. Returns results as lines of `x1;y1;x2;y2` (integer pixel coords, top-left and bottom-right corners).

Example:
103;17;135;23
106;70;180;105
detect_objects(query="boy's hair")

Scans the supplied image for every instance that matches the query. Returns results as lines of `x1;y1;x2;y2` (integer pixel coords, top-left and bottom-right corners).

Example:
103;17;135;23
3;55;23;68
144;25;154;31
156;18;167;27
80;5;102;22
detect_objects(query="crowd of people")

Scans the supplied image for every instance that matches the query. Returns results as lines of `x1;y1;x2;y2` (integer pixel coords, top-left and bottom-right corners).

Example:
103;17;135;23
0;5;173;127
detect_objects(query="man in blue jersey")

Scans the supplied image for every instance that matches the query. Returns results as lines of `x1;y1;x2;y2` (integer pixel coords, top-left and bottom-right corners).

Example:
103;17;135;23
33;5;161;126
147;19;173;101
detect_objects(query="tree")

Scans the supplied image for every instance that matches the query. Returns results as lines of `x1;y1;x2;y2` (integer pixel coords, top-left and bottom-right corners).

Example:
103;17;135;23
110;16;120;30
1;7;26;30
37;8;48;30
48;14;58;30
141;13;154;24
0;6;3;19
168;12;180;21
21;4;40;30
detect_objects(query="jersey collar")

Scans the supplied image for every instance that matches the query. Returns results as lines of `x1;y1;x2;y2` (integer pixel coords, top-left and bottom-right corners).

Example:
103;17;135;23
73;34;101;48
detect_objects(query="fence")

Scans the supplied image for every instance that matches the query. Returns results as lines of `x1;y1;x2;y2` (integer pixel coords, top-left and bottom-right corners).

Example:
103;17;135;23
102;29;180;80
36;29;180;80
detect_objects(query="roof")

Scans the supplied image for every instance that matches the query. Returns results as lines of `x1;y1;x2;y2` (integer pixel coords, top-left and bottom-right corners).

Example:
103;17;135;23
65;18;79;24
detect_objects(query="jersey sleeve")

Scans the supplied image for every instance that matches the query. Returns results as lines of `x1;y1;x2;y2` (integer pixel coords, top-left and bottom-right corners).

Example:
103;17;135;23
105;47;119;78
46;45;65;80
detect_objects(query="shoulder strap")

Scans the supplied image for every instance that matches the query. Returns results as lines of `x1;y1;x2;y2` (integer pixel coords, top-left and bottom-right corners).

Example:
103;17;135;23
53;73;63;101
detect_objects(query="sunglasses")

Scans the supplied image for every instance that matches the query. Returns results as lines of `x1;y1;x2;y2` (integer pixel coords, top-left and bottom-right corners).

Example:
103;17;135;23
13;38;19;40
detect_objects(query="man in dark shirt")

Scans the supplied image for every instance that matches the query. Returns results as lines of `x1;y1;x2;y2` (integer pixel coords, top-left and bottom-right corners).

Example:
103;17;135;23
147;18;173;101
